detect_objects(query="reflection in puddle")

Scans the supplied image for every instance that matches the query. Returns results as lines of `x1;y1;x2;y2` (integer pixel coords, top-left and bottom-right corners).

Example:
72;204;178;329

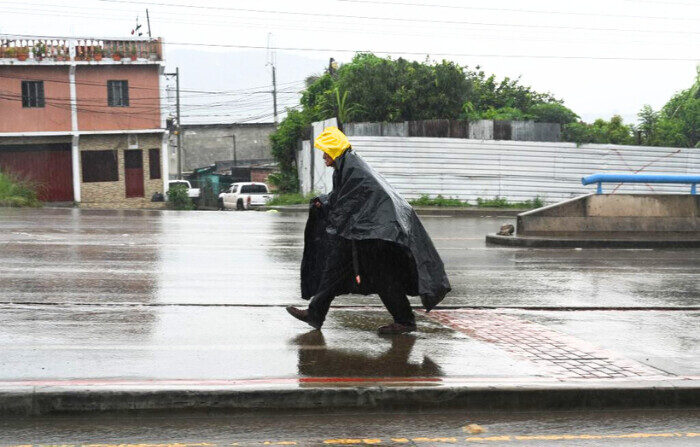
291;331;442;378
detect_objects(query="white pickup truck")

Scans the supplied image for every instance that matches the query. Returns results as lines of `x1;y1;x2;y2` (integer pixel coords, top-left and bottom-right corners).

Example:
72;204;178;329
218;182;273;210
168;180;201;201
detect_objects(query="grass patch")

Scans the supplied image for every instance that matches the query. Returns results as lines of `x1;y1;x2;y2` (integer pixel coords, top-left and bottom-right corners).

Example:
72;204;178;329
0;171;41;207
409;194;469;207
476;196;544;208
266;192;318;206
408;194;544;208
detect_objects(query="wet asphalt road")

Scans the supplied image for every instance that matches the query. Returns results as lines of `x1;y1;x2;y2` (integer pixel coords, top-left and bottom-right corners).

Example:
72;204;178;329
1;207;698;308
0;207;698;443
0;408;698;446
0;207;697;381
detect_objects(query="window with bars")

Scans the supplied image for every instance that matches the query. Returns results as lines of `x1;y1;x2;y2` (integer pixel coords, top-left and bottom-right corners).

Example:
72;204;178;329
107;80;129;107
21;81;45;108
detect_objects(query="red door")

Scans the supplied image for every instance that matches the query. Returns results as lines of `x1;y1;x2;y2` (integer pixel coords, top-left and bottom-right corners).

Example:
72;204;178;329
124;150;144;198
0;144;73;201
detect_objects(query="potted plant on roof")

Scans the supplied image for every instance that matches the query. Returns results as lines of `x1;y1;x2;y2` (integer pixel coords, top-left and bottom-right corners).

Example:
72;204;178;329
112;50;122;61
129;44;137;61
93;47;103;61
32;42;46;61
16;47;29;61
3;47;15;59
55;47;66;61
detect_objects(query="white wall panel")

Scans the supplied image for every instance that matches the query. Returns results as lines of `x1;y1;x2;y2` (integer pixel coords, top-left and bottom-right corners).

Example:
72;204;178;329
347;137;700;204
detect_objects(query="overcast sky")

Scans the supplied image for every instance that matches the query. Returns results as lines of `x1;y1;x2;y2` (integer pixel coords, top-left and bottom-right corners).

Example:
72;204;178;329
1;0;698;124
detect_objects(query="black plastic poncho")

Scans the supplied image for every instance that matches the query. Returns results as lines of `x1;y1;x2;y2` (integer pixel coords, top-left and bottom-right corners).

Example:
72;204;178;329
300;149;451;311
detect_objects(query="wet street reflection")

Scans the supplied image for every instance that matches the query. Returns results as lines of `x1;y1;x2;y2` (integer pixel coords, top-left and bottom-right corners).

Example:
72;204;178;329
292;331;442;378
0;207;697;381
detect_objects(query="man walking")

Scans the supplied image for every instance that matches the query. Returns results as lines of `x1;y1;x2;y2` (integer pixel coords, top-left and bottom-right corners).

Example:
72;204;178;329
286;127;450;334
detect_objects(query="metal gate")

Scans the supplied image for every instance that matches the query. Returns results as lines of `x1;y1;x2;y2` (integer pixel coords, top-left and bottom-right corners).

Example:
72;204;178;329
0;144;73;202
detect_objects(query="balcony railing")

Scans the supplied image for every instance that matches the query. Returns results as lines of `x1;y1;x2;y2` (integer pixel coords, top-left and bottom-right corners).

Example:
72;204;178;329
0;35;163;62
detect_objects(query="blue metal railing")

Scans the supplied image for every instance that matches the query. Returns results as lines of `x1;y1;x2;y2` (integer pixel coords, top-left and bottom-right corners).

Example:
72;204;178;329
581;173;699;195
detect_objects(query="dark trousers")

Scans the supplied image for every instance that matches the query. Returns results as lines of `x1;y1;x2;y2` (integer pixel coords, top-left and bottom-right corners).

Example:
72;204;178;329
308;240;415;326
308;282;415;327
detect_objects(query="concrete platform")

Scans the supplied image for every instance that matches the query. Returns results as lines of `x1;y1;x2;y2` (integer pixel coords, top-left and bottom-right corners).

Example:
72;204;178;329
488;194;700;248
486;233;700;248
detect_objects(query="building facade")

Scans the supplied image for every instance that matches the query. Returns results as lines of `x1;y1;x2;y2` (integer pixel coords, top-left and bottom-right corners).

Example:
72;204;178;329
0;35;169;208
168;122;276;176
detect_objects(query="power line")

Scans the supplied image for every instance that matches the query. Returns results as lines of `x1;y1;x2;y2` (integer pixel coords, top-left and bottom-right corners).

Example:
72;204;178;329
0;71;305;95
2;7;689;48
163;42;700;62
7;34;697;61
93;0;698;35
1;3;693;47
622;0;699;6
335;0;700;22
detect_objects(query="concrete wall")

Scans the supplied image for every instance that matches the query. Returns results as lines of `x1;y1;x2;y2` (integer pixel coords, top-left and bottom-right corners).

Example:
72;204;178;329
79;133;165;209
297;118;337;195
342;120;561;141
517;194;700;237
173;123;276;175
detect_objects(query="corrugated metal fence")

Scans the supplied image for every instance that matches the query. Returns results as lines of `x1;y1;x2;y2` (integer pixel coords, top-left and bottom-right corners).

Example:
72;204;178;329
339;137;700;203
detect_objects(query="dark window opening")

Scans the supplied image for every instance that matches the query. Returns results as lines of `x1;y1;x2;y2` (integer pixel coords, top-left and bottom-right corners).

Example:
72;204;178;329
81;150;118;182
107;80;129;107
240;184;268;194
124;149;142;169
21;81;45;108
148;149;161;179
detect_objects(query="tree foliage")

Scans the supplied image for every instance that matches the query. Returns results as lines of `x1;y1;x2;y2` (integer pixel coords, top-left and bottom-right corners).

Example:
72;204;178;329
564;70;699;148
270;57;696;193
635;71;699;148
562;116;635;146
270;54;574;191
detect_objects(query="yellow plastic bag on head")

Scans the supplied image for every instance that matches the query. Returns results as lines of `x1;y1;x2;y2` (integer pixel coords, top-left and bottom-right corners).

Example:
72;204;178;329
314;126;350;160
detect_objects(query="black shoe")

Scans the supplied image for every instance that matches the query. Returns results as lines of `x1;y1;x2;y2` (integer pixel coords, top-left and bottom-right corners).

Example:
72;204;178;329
286;306;322;330
377;322;417;335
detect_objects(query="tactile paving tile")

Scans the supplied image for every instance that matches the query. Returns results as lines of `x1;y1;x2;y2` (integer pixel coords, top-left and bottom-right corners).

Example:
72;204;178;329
426;310;668;379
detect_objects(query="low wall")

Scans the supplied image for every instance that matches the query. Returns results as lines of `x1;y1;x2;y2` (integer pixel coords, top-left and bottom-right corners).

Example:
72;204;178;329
517;194;700;237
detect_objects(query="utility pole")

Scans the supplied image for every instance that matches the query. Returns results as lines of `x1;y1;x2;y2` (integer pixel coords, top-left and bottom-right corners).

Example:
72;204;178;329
175;67;181;179
146;9;152;38
272;64;278;125
165;68;182;179
267;33;278;125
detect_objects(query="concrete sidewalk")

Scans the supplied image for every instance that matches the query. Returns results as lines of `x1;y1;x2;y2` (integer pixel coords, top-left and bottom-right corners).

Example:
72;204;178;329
0;306;697;415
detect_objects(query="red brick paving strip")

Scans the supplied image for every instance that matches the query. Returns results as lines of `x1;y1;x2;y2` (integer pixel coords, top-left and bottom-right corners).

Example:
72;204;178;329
426;310;668;379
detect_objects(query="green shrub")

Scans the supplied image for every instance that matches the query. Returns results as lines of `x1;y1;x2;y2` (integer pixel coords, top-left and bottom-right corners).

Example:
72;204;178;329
267;192;318;206
0;171;41;207
476;196;544;208
267;169;300;193
409;194;469;207
168;184;194;210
